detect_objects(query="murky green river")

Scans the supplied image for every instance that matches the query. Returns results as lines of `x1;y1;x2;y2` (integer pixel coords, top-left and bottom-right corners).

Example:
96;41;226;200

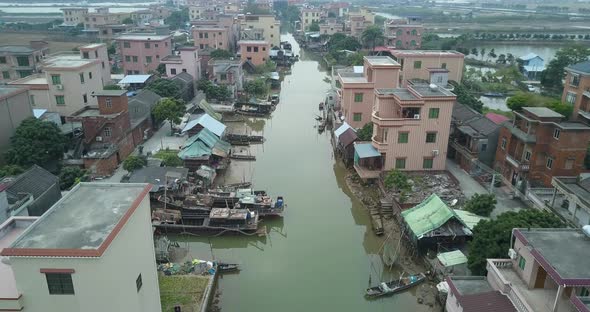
175;34;434;312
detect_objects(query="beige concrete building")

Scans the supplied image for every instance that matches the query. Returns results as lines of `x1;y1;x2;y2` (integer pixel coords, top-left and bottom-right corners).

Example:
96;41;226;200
389;50;465;86
319;21;344;36
0;183;161;312
9;44;109;116
0;42;49;83
61;7;89;26
0;86;33;155
240;14;280;47
300;8;321;31
238;40;270;66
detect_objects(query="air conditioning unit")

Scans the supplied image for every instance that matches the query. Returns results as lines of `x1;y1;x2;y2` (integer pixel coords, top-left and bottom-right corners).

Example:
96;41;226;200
56;84;64;90
96;136;103;142
413;114;420;119
508;248;517;260
432;149;439;156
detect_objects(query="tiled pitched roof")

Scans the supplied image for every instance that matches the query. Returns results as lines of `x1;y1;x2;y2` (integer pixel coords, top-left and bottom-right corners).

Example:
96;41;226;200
5;165;58;199
458;291;517;312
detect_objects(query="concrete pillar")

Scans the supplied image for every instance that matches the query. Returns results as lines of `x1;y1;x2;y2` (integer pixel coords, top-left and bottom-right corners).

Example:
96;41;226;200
551;188;557;208
568;197;577;214
553;285;564;312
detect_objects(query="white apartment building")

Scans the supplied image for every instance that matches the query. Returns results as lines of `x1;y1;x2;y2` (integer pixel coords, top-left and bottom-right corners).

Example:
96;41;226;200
0;183;161;312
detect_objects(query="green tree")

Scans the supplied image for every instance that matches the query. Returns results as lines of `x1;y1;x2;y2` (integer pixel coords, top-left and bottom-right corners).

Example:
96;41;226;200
123;156;146;172
156;63;166;76
548;101;573;118
384;170;410;191
467;210;564;275
104;84;122;90
122;17;133;24
464;194;497;217
309;21;320;32
346;52;364;66
471;48;478;57
506;92;531;111
6;118;67;169
146;78;180;97
210;49;234;59
162;154;183;167
541;45;590;91
361;25;384;51
480;48;486;60
357;123;373;141
329;33;362;52
244;79;269;97
153;98;186;132
0;165;24;178
59;167;88;190
197;79;232;101
453;83;484;113
165;7;189;30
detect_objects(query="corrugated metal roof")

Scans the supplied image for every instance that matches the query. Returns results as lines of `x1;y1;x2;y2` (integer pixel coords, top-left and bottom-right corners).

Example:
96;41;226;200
453;209;488;230
119;75;152;84
198;99;222;121
178;128;230;160
354;143;380;158
519;53;541;61
339;128;358;147
182;113;226;137
437;250;467;267
401;194;459;238
334;122;352;137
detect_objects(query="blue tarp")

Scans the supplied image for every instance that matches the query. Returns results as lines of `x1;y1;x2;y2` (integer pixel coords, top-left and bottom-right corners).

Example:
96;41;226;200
182;113;226;137
354;143;380;158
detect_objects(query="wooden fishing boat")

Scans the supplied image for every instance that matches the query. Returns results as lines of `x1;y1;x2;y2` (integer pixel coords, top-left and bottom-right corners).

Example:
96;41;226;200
217;263;240;273
365;273;426;298
230;154;256;161
234;99;274;116
152;208;259;235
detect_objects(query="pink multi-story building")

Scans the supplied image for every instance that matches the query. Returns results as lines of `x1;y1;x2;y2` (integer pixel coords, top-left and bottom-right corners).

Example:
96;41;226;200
192;26;231;51
337;56;401;129
238;40;270;66
115;34;172;75
389;49;465;86
161;46;201;79
384;19;424;49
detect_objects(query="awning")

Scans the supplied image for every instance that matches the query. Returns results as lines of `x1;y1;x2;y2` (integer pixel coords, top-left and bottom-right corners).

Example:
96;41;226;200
354;143;380;158
437;250;467;267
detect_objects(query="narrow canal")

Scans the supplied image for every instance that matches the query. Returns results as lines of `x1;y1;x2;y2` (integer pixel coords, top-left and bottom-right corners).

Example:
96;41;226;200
177;34;435;311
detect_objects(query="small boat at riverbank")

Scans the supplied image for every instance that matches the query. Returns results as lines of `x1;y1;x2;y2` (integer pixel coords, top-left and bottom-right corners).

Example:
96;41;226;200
225;133;265;145
217;263;240;273
365;273;426;298
482;92;505;97
152;208;260;235
234;99;274;116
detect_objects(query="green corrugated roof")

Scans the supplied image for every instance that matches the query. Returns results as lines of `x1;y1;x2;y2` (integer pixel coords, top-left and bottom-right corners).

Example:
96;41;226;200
178;128;230;160
437;250;467;267
198;99;222;121
401;194;458;239
453;209;488;231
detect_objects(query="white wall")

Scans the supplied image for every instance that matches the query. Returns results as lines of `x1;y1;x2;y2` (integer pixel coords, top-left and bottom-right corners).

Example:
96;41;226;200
10;195;161;312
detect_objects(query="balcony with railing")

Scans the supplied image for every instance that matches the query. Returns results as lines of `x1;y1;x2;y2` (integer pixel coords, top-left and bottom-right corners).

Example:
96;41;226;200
506;154;530;172
371;111;421;127
486;259;576;312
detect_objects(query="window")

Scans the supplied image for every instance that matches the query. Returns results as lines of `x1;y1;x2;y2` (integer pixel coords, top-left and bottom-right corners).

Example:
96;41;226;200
524;151;531;161
127;70;133;75
428;108;439;119
396;29;402;36
395;158;406;169
125;55;131;62
16;56;29;67
132;56;138;63
104;127;112;137
55;95;65;105
182;68;187;73
144;42;151;48
146;56;152;63
254;47;259;52
546;157;553;169
83;94;87;104
566;92;576;105
220;73;228;80
155;44;159;48
353;113;362;122
46;273;74;295
105;97;112;108
501;138;507;150
423;158;433;169
29;94;35;106
200;44;204;49
0;56;6;63
570;73;580;87
396;40;402;47
411;29;417;36
414;61;422;69
204;33;209;38
354;93;363;102
247;46;252;52
156;55;160;59
426;132;437;143
262;47;266;51
565;158;574;170
79;73;85;84
410;40;416;46
123;41;130;48
398;132;409;143
82;51;89;59
441;63;447;69
94;51;98;58
553;128;560;139
51;74;61;85
2;71;9;79
199;33;203;38
89;72;93;79
136;274;143;292
171;68;177;75
481;143;487;152
518;256;526;270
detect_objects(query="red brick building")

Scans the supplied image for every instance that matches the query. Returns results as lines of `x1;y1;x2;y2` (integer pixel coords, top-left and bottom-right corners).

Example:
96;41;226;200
494;107;590;190
68;90;153;176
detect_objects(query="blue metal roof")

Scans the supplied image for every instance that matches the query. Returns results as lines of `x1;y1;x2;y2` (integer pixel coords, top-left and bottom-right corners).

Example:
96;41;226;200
519;53;542;61
182;113;226;137
354;143;380;158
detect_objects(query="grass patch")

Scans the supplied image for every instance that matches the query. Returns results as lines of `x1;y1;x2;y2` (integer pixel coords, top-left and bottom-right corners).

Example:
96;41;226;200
159;274;210;312
153;149;180;159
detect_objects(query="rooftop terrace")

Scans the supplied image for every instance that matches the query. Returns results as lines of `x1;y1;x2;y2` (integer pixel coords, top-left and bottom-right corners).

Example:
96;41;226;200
364;56;400;67
3;183;150;256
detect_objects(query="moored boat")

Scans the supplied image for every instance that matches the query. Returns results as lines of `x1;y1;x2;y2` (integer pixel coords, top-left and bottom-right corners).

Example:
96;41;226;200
365;273;426;298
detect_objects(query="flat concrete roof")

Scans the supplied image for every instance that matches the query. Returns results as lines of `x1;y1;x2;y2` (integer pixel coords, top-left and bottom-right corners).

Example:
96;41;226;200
449;276;493;295
556;122;590;130
523;107;563;118
238;40;269;45
377;88;418;100
93;89;127;97
339;75;368;83
411;85;456;97
364;56;399;67
79;43;105;49
0;217;37;298
518;228;590;279
0;45;37;53
7;183;149;253
115;34;171;41
9;74;48;85
44;55;96;69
